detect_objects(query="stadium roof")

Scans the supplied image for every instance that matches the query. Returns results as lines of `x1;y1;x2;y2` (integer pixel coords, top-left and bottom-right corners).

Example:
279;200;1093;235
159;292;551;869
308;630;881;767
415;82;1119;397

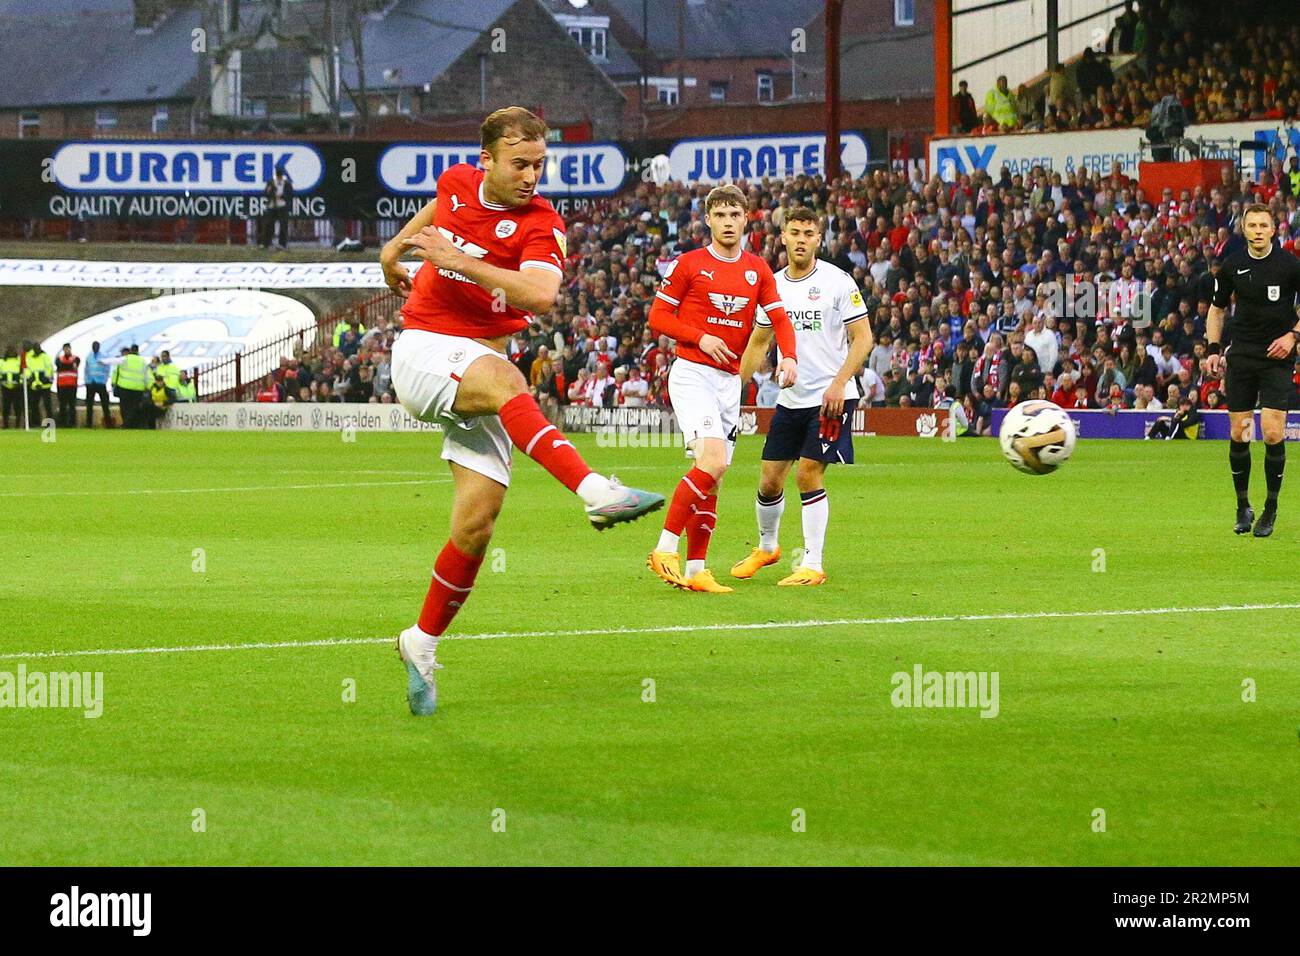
605;0;824;60
595;30;642;80
342;0;520;91
0;0;202;108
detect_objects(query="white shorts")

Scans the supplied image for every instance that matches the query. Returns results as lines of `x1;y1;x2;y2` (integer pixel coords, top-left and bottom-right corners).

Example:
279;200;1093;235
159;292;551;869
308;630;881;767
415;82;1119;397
669;357;740;465
391;328;513;487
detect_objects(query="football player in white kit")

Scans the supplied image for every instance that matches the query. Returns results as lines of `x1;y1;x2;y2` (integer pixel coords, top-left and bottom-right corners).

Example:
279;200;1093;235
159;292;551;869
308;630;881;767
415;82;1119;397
732;207;873;585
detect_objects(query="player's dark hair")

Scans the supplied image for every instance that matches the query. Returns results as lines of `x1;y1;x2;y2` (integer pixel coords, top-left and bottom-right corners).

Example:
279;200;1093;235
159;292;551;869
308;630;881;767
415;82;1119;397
1243;202;1273;221
480;106;549;156
783;206;820;229
704;184;746;214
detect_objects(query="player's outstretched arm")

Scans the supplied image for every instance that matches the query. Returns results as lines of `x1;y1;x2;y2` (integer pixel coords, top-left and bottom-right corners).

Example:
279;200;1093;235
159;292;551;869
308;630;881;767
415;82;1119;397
740;324;774;384
380;199;436;298
402;226;561;314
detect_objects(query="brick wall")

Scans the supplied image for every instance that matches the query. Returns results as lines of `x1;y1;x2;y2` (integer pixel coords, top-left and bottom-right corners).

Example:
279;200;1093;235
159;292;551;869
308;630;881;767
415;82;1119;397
640;96;932;139
0;101;193;139
841;0;935;33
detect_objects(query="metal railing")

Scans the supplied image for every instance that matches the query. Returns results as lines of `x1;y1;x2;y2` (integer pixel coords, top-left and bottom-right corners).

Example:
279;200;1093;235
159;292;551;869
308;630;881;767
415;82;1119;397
194;289;404;402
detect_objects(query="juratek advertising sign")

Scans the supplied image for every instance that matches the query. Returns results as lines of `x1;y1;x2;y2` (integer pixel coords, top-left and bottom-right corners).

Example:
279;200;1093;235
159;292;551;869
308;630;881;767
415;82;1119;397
669;133;870;184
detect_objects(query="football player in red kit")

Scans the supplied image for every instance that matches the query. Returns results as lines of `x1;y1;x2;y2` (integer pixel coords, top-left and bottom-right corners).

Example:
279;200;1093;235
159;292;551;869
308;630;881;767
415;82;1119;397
645;184;798;592
381;107;663;715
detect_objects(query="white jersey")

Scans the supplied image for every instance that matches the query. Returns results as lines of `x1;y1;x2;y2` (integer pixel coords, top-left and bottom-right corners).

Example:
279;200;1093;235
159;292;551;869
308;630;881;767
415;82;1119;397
860;366;886;403
758;259;869;409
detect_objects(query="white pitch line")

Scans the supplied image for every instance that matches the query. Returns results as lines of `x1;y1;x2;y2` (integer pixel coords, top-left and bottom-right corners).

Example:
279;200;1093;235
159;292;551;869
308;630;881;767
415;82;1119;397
2;601;1297;662
0;478;452;498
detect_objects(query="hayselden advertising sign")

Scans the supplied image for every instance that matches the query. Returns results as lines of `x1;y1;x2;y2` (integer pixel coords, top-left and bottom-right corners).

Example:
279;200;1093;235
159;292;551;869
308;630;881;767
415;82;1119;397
163;402;444;432
928;120;1300;183
669;132;870;184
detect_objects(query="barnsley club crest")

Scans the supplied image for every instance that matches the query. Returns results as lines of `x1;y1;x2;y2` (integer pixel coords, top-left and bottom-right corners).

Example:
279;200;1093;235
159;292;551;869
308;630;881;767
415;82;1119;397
707;292;750;316
744;269;757;286
495;220;517;239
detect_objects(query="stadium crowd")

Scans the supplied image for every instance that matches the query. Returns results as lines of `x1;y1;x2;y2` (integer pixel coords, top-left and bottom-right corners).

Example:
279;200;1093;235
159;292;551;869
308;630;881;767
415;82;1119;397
520;158;1300;439
242;147;1300;440
954;0;1300;134
259;314;403;404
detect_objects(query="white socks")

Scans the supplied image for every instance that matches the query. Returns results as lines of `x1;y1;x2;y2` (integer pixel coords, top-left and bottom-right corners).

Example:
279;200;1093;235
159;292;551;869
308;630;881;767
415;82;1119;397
402;625;442;673
756;491;784;552
799;489;828;571
577;472;612;508
661;487;826;574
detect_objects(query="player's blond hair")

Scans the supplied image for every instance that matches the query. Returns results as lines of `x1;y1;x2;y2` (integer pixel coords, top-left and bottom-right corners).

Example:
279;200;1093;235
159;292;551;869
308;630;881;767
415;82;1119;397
704;183;747;214
480;106;549;156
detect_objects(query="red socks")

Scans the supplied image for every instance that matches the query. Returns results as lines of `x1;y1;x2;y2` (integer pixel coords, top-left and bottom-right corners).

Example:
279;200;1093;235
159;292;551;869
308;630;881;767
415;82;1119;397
665;466;716;535
418;540;484;636
686;493;718;562
499;393;592;492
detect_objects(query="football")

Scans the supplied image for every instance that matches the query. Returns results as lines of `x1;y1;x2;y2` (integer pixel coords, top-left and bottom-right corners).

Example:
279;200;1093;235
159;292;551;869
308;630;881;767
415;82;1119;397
998;400;1078;475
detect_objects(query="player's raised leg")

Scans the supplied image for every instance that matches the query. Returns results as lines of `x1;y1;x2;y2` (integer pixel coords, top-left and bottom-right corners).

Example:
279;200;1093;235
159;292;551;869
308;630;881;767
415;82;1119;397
731;458;788;578
453;352;663;529
398;461;503;716
779;457;829;586
1254;408;1287;536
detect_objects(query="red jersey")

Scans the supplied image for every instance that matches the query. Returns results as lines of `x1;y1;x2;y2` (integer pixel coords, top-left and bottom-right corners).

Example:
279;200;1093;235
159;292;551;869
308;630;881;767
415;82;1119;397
648;245;794;375
400;164;566;339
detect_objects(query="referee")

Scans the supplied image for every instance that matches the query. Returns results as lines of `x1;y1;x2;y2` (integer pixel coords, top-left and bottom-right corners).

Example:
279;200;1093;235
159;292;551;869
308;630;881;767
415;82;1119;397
1205;203;1300;537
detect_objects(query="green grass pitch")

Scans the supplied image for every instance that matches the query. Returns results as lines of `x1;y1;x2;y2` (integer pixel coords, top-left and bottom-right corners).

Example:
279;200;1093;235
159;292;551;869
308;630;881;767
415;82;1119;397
1;428;1298;866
